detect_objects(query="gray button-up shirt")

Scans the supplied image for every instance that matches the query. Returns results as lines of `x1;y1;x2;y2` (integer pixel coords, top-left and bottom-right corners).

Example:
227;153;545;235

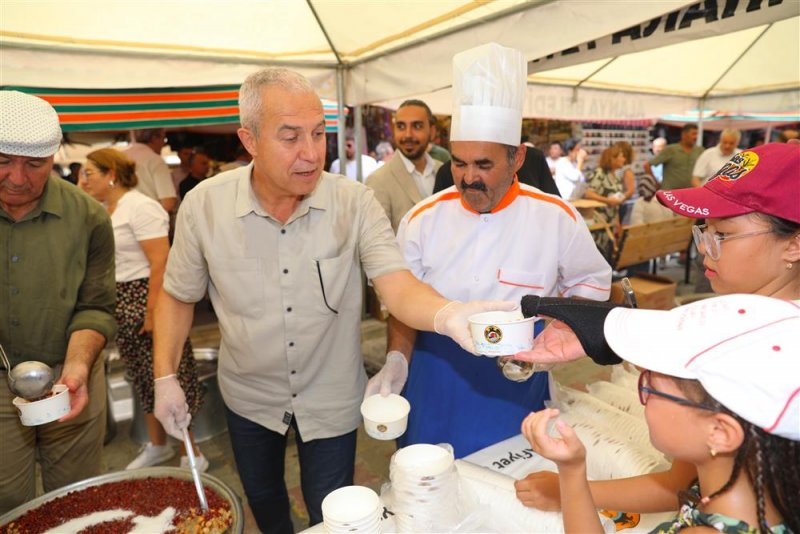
164;165;406;440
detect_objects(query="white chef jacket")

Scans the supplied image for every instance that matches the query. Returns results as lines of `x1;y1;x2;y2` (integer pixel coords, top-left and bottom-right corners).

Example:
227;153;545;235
397;181;612;303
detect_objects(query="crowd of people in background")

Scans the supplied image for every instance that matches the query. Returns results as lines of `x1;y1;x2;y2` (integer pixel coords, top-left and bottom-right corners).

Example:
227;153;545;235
43;120;799;301
50;124;798;221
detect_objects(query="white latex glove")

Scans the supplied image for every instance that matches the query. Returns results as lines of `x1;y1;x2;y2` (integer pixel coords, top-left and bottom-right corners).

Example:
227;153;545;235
434;300;518;354
153;374;191;440
364;351;409;399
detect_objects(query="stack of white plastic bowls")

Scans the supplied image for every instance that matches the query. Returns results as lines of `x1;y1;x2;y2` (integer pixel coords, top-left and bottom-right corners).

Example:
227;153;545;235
390;444;459;532
321;485;383;533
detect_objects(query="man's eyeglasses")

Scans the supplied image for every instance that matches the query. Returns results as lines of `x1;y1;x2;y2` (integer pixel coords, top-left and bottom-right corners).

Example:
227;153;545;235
637;370;716;411
691;224;773;261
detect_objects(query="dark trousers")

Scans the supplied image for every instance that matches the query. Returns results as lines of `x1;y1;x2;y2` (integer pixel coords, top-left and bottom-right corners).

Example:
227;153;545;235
225;406;357;534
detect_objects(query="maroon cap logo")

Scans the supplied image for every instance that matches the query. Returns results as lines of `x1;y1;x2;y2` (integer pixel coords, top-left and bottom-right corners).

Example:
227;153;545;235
710;150;760;184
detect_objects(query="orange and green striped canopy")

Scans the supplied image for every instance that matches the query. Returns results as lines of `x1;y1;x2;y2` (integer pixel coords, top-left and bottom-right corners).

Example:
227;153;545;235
2;85;343;132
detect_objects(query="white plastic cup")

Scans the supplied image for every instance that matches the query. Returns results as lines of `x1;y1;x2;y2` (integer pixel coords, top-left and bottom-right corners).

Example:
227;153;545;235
360;394;410;440
13;384;70;426
468;310;537;356
321;485;381;527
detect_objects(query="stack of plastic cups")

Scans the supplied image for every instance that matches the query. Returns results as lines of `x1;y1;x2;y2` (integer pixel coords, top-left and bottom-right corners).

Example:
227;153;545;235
391;444;460;532
321;486;383;533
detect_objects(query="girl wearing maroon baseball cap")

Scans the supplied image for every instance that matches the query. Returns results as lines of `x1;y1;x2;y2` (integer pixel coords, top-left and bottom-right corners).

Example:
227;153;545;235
514;143;800;516
655;142;800;297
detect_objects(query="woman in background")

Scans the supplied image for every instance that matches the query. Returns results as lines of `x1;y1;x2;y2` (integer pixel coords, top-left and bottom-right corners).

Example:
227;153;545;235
614;141;637;223
583;144;629;260
80;148;207;472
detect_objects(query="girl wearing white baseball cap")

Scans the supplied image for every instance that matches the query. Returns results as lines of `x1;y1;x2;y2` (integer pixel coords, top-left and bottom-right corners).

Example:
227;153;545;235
522;294;798;533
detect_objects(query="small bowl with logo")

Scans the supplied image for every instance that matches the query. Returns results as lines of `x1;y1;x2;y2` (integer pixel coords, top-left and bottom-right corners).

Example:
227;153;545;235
468;310;538;357
361;393;411;440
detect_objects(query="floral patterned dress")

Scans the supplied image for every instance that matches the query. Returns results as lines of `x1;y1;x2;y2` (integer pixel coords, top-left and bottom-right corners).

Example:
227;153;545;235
650;485;790;534
587;167;624;261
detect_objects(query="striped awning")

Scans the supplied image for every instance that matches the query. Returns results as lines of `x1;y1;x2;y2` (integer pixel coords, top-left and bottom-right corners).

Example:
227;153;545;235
1;85;344;133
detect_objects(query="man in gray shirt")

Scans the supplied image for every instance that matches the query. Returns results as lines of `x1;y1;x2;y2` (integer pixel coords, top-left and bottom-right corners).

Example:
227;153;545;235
152;68;508;534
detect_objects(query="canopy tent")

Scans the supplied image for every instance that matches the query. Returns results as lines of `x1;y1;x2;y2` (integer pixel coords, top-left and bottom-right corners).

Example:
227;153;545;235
1;1;692;104
2;0;797;144
377;1;800;123
1;0;693;168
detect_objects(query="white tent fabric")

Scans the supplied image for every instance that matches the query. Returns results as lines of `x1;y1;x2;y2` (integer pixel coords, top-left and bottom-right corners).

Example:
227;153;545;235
378;1;800;120
1;0;691;104
527;5;800;112
379;82;699;121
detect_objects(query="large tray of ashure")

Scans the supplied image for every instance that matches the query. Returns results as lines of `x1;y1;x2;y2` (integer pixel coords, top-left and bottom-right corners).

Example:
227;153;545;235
0;467;243;534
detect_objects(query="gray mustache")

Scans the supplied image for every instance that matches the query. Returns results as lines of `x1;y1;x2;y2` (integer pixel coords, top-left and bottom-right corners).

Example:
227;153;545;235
459;179;487;192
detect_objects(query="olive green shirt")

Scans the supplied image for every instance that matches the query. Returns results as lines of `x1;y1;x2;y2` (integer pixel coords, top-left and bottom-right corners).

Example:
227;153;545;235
0;177;117;367
649;143;704;190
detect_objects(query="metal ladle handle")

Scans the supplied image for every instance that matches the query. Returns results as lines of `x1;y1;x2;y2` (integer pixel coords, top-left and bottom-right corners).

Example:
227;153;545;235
620;277;638;309
0;344;11;372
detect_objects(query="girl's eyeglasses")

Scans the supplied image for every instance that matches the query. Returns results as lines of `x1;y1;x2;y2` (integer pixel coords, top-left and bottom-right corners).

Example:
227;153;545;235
637;370;716;411
691;224;773;261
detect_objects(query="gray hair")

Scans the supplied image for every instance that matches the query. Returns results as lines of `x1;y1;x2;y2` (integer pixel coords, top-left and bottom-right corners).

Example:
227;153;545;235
239;68;318;137
375;141;394;160
506;144;518;166
720;128;741;143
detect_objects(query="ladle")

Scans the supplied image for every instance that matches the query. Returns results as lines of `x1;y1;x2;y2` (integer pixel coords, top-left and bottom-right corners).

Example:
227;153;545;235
0;344;55;400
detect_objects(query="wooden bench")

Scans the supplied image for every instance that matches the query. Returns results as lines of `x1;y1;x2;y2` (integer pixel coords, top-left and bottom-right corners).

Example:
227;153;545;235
611;216;694;272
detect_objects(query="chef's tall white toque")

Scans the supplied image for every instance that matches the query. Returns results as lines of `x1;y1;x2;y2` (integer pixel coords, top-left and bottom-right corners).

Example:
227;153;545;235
450;42;526;146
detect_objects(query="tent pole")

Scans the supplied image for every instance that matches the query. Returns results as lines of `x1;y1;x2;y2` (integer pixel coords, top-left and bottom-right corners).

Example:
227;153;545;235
307;0;348;170
355;105;364;182
701;24;772;106
697;97;705;146
336;66;346;174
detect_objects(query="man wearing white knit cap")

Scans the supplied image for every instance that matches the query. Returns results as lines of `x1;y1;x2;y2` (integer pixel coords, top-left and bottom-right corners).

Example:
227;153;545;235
365;43;612;458
0;91;116;513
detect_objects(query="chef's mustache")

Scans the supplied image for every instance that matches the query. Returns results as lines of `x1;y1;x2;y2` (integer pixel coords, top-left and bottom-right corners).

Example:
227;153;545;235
459;179;487;192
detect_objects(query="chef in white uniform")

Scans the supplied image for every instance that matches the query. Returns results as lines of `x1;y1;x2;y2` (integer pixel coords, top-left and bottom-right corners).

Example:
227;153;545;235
364;42;613;458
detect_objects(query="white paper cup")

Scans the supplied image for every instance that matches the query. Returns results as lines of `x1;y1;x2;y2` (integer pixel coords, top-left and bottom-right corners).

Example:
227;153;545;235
360;394;410;440
321;485;381;525
13;384;70;426
468;310;537;356
393;444;454;478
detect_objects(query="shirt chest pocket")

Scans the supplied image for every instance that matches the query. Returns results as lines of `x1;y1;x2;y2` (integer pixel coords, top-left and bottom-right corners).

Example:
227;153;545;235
207;257;264;317
496;268;547;297
313;250;356;315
